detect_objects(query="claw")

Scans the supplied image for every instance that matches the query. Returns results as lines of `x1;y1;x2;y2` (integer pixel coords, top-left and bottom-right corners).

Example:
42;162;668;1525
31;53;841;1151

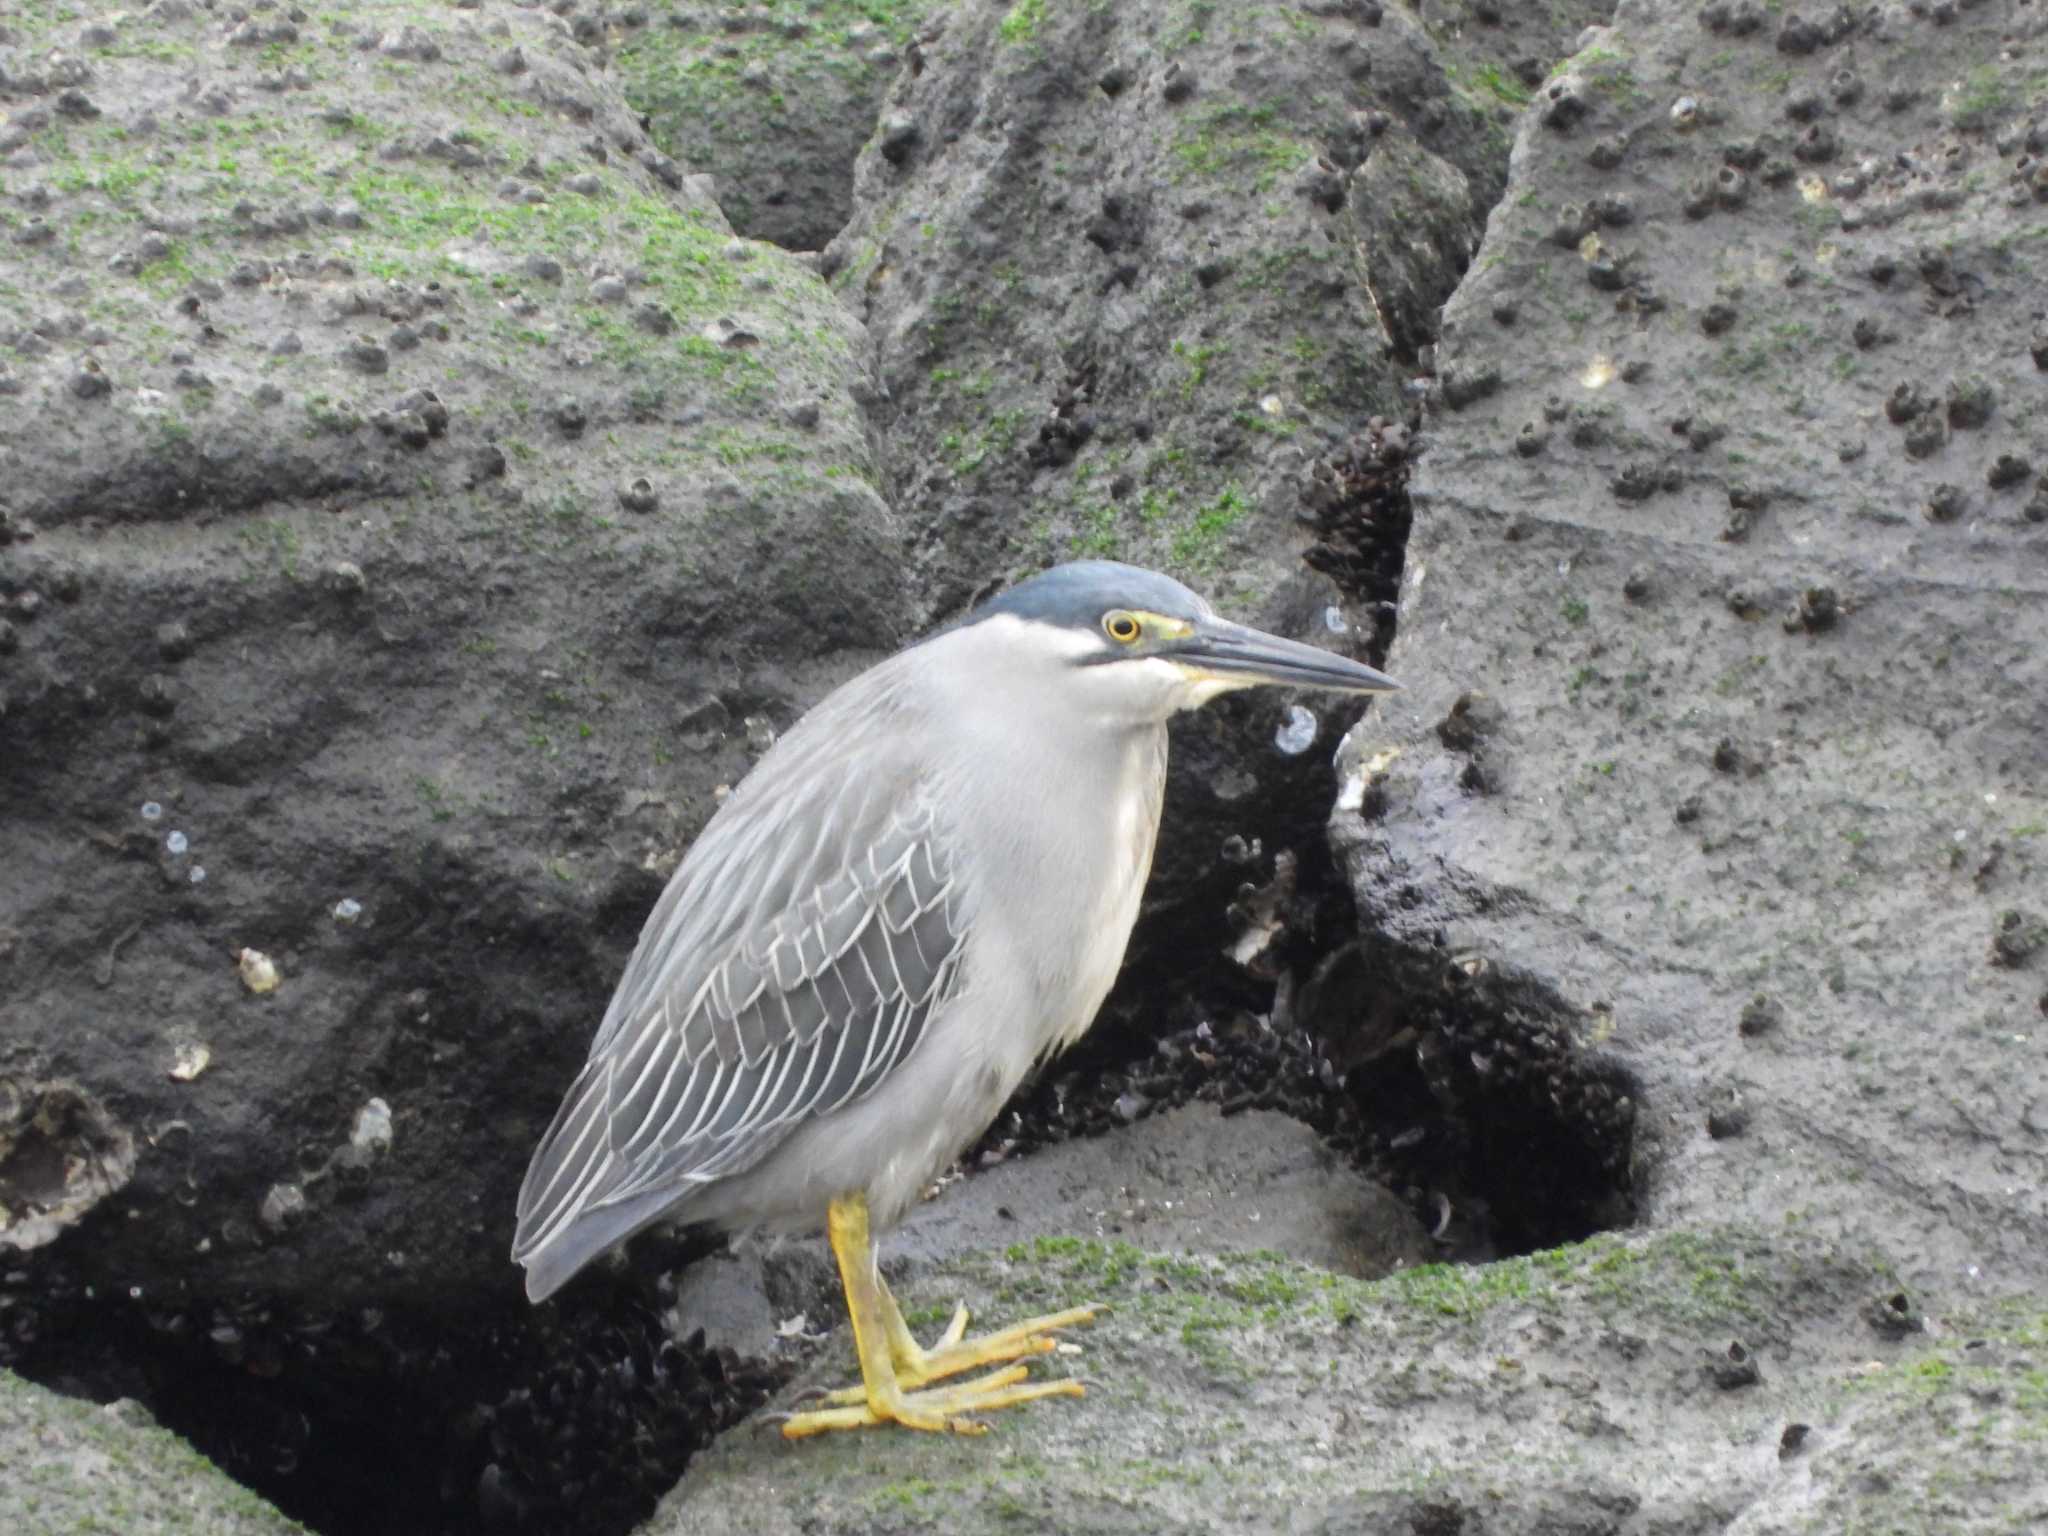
935;1302;971;1350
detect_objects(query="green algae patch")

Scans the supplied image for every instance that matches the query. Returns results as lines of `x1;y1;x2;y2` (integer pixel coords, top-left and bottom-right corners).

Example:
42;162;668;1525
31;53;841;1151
1815;1298;2048;1532
999;0;1050;47
654;1224;1912;1536
980;1227;1854;1343
617;2;935;248
1170;103;1315;191
2;0;862;414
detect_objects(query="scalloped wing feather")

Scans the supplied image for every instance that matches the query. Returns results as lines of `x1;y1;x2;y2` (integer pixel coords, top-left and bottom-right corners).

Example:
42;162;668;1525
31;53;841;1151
511;680;969;1293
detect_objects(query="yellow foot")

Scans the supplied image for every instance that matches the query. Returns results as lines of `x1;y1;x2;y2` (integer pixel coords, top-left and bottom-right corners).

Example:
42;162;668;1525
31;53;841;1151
778;1193;1105;1442
776;1363;1088;1439
810;1300;1107;1406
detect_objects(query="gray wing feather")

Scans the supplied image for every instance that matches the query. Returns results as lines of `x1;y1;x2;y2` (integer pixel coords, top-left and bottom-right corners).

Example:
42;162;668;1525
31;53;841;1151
512;681;967;1281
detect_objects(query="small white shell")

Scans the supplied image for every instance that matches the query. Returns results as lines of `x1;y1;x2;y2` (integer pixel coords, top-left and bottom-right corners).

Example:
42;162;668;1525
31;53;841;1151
351;1098;394;1154
168;1039;212;1082
236;948;281;994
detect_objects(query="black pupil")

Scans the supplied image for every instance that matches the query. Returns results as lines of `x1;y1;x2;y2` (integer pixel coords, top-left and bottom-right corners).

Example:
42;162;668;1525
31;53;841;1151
1112;616;1136;638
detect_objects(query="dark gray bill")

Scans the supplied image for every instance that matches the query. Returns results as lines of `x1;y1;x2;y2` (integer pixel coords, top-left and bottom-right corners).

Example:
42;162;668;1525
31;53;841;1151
1176;619;1402;694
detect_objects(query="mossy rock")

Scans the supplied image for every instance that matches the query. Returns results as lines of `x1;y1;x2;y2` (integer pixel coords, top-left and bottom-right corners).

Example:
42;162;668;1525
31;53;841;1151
644;1226;2006;1536
0;1370;303;1536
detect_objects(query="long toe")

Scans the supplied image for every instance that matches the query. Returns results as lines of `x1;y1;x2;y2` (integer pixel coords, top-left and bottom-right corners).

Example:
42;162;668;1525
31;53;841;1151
906;1364;1087;1423
912;1302;1106;1384
776;1364;1086;1440
815;1299;1107;1406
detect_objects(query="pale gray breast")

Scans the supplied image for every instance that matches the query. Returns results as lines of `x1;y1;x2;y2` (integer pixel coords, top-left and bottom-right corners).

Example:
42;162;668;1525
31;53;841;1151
952;716;1171;1049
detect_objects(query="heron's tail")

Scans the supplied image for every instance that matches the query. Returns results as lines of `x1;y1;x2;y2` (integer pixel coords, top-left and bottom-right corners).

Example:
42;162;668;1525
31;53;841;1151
515;1054;713;1301
515;1182;683;1302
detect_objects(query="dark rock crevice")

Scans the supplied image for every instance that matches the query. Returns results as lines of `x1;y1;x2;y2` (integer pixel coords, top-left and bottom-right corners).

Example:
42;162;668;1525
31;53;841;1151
986;917;1639;1272
5;1254;776;1536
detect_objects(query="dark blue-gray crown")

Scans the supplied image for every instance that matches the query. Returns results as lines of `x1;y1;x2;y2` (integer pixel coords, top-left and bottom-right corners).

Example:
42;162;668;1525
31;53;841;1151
967;561;1210;632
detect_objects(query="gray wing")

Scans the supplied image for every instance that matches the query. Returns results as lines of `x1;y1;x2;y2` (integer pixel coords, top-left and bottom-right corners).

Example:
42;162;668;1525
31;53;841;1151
512;701;968;1293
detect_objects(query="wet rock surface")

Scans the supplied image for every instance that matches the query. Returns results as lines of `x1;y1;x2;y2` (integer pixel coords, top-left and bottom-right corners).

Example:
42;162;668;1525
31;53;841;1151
673;1105;1436;1361
638;0;2048;1531
821;0;1583;609
1319;0;2048;1528
4;1;2045;1535
819;0;1607;1040
659;1226;2048;1536
2;1367;305;1536
1370;0;2048;1289
0;0;1515;1528
616;3;936;253
0;3;896;1528
0;0;913;1323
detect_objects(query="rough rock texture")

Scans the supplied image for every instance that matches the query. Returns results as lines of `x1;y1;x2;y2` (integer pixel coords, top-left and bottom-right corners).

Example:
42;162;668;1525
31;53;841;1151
1;1368;304;1535
824;0;1580;602
1352;0;2048;1303
669;1104;1435;1357
0;0;910;1320
1320;0;2048;1526
0;2;1578;1527
617;2;935;252
659;1227;2048;1535
896;1103;1431;1280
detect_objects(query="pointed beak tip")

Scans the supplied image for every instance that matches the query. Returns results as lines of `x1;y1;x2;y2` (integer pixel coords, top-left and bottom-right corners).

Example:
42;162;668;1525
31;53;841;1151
1343;673;1402;698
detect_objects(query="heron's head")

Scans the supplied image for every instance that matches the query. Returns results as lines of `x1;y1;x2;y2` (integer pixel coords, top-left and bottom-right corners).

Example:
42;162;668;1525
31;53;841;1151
959;560;1401;726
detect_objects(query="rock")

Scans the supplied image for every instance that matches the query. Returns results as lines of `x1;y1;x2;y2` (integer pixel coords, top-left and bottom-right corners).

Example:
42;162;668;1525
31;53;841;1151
1351;133;1483;362
655;1226;2032;1536
875;111;921;165
0;0;911;1330
897;1104;1432;1280
672;1105;1430;1360
0;1371;300;1534
1327;6;2048;1534
7;2;2041;1533
617;7;931;250
616;476;660;513
1945;375;1995;429
1989;910;2045;969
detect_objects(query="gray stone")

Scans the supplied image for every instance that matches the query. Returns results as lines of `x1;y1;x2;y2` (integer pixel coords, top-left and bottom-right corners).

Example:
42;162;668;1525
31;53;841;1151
0;0;913;1329
617;8;932;250
0;1370;302;1534
1322;3;2047;1532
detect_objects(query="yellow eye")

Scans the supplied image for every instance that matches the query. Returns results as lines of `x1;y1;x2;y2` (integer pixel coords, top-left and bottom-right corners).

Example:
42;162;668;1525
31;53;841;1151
1103;611;1142;644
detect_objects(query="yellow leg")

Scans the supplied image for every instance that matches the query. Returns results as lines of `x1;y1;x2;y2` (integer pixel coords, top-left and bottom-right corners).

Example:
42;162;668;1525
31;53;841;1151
773;1192;1103;1439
